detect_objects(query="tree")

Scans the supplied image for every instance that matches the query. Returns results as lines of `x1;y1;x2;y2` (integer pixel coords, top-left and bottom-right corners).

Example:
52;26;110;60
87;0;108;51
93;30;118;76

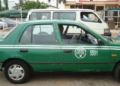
13;3;20;10
19;0;24;7
13;0;24;10
0;0;6;11
22;0;49;10
3;0;8;10
48;0;66;8
0;0;1;11
13;0;49;10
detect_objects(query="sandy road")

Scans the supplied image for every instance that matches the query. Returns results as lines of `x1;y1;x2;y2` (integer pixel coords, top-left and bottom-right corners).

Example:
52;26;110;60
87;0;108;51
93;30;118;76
0;72;119;86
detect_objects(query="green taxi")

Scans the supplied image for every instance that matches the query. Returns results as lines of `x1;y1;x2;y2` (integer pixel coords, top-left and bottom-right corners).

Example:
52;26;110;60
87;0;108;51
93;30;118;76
0;20;120;84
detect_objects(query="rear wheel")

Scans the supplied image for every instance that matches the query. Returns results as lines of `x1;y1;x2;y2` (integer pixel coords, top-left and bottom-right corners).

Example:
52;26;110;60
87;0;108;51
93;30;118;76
4;60;30;84
114;63;120;81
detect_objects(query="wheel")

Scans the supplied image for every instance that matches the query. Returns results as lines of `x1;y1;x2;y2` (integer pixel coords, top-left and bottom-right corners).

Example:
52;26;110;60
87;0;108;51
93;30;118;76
114;63;120;82
4;60;30;84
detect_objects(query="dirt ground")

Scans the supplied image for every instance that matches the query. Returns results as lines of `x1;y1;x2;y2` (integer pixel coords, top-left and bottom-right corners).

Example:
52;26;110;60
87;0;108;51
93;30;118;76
0;72;119;86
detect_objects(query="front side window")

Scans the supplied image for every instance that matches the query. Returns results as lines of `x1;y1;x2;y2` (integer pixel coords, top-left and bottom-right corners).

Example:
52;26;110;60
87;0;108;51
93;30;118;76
20;24;56;44
53;12;76;20
58;24;98;45
29;12;51;20
81;12;101;23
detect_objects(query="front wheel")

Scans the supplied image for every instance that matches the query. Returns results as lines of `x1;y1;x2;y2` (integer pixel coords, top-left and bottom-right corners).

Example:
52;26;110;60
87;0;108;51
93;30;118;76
114;63;120;82
4;60;30;84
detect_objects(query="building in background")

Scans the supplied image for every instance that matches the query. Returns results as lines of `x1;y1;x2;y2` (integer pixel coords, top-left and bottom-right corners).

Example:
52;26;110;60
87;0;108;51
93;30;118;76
65;0;120;11
1;0;19;9
1;0;120;11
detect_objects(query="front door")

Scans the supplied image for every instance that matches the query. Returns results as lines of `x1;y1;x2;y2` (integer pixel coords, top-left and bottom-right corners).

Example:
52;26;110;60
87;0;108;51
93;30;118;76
57;23;110;71
15;24;62;71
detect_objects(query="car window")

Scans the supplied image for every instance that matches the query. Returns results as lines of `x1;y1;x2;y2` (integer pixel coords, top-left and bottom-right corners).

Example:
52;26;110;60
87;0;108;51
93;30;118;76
58;24;98;45
20;24;56;44
32;24;56;44
29;12;51;20
20;25;56;44
53;12;76;20
80;12;101;23
19;26;32;44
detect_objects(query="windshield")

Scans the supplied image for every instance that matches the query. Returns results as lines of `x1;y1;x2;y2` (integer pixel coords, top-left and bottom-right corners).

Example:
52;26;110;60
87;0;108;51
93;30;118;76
101;36;114;42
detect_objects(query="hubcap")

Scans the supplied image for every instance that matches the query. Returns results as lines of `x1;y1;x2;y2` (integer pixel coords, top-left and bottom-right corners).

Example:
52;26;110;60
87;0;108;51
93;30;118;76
8;64;25;81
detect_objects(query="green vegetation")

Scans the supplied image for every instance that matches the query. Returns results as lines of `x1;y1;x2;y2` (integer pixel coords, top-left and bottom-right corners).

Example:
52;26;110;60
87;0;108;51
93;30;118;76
13;0;49;10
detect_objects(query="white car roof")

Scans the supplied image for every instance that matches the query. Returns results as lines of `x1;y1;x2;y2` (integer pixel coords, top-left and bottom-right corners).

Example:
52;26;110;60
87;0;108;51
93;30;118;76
29;9;94;12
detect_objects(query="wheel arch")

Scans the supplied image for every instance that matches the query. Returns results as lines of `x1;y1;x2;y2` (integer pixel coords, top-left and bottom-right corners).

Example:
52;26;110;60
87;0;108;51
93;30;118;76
2;58;34;73
113;60;120;72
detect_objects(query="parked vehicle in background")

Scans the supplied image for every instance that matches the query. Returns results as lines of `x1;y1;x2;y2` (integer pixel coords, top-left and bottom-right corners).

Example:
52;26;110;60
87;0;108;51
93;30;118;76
0;21;8;29
26;9;111;36
0;18;17;28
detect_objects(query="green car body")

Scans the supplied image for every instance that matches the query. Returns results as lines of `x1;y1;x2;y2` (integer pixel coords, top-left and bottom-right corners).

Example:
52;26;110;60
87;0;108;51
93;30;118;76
0;20;120;83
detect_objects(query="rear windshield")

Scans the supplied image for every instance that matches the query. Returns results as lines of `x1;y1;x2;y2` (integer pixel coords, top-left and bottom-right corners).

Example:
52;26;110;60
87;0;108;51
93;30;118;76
29;12;51;20
53;12;76;20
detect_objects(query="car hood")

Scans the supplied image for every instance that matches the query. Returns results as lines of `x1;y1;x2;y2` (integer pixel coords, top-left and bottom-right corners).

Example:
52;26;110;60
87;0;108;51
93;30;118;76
106;36;120;45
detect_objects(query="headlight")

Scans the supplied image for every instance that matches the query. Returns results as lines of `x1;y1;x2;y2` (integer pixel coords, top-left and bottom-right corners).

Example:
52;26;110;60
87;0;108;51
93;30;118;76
104;28;110;33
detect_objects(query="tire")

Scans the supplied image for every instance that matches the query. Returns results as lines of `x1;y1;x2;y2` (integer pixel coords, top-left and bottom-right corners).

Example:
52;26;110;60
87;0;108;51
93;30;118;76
4;60;30;84
114;63;120;82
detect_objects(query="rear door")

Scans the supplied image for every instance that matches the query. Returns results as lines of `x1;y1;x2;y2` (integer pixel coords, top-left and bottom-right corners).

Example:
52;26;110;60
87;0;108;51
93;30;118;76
14;23;62;71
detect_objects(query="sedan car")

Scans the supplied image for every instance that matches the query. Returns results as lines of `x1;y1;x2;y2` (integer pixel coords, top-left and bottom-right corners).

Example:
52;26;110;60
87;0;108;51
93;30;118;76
0;20;120;84
0;21;8;29
0;18;16;28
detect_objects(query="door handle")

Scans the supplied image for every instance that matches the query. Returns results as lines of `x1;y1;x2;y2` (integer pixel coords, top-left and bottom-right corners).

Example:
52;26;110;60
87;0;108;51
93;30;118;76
63;50;72;53
20;49;28;52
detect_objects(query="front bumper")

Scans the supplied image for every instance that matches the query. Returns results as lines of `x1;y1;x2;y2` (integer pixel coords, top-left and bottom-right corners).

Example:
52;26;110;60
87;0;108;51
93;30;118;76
104;31;112;36
0;68;2;71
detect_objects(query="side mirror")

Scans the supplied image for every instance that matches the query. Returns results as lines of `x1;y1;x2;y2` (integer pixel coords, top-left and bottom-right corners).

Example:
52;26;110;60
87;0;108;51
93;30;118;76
98;39;104;45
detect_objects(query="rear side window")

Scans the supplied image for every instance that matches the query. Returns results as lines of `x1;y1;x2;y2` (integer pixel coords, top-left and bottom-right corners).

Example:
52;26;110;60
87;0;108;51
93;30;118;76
32;25;56;44
53;12;76;20
20;24;56;44
29;12;51;20
20;26;32;44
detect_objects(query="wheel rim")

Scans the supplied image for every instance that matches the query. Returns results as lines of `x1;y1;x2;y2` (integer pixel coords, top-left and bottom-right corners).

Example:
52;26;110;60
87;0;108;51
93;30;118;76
8;64;25;81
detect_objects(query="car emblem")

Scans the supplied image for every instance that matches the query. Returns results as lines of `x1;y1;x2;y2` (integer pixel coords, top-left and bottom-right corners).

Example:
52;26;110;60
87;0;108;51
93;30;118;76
74;47;86;59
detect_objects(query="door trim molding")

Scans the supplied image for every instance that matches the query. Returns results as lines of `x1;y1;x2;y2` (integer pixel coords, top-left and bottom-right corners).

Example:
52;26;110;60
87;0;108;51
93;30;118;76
29;61;116;64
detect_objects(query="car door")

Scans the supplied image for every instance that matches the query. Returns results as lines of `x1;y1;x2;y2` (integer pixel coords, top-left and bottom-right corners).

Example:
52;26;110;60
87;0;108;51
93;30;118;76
15;23;62;71
57;23;111;71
